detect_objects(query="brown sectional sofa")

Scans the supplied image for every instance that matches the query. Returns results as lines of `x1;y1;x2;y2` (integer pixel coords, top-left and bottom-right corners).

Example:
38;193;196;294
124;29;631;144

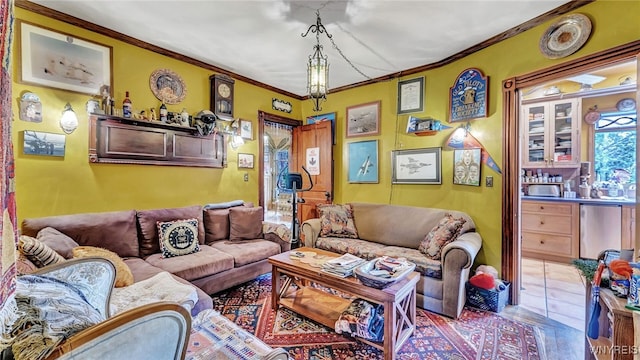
301;202;482;319
21;202;291;315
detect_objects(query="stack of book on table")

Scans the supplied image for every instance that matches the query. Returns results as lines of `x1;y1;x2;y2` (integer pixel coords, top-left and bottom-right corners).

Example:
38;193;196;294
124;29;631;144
322;253;366;278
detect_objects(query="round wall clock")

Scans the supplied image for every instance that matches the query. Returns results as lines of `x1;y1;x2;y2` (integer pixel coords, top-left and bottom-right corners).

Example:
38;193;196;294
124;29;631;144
539;14;592;59
149;69;187;104
616;98;636;112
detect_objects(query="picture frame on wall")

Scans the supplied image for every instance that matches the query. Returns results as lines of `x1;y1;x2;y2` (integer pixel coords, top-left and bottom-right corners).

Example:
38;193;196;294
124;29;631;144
20;21;112;95
348;140;378;183
453;148;481;186
391;147;441;184
239;119;253;140
346;101;381;138
238;153;254;169
22;130;65;157
397;77;424;114
307;112;336;144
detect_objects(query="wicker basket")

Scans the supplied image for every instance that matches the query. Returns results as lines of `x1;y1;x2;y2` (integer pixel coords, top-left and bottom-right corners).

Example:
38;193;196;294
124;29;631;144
465;281;511;312
355;259;415;289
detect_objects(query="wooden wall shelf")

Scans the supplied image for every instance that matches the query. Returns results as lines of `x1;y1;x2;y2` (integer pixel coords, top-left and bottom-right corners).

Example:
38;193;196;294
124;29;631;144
89;115;227;168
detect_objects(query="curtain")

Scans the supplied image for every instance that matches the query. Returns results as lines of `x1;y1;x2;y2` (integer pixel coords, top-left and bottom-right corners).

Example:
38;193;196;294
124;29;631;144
263;122;292;212
0;0;18;328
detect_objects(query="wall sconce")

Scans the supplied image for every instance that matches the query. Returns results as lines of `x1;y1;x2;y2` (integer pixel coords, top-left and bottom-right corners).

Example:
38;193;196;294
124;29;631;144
60;103;78;134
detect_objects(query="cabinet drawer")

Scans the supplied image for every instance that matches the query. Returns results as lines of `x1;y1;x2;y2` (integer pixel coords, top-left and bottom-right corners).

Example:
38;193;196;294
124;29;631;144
522;232;573;255
522;201;573;215
522;214;572;234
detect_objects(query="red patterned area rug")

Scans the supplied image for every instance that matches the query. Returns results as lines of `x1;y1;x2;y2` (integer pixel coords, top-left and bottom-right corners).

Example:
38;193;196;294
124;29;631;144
211;274;543;360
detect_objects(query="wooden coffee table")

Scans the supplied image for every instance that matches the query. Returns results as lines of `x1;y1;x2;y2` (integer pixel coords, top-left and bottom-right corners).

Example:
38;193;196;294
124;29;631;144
269;247;418;360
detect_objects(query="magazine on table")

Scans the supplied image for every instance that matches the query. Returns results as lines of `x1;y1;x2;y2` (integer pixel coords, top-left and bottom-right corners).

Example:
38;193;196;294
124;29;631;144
322;253;365;277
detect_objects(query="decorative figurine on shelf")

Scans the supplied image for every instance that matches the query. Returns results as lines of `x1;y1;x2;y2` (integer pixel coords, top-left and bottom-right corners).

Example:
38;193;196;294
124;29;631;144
180;108;190;127
149;108;157;121
100;85;111;115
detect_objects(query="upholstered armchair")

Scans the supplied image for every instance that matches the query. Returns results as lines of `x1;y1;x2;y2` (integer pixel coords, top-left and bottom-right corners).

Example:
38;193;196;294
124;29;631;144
29;258;191;360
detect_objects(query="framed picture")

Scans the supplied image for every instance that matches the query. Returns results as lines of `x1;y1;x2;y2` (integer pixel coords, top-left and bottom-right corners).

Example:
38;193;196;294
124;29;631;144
307;112;336;144
391;147;441;184
348;140;378;183
20;21;112;95
239;119;253;140
22;130;65;157
397;77;424;114
453;148;482;186
346;101;381;138
238;153;254;169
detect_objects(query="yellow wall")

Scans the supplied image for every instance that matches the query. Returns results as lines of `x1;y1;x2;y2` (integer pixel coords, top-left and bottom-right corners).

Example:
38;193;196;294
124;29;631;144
11;1;640;271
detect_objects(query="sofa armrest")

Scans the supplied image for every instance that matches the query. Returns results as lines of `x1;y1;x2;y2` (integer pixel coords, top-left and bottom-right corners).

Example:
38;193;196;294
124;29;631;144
262;222;293;252
46;302;191;360
300;218;321;248
440;231;482;319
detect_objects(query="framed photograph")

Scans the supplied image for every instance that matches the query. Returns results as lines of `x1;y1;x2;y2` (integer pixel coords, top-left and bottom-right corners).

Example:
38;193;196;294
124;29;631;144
239;119;253;140
238;153;254;169
307;112;336;144
453;148;482;186
397;77;424;114
20;21;112;95
348;140;378;183
346;101;381;138
391;147;441;184
22;130;65;157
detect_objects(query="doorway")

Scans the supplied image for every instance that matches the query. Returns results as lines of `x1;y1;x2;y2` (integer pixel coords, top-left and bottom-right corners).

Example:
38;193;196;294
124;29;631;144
501;42;640;313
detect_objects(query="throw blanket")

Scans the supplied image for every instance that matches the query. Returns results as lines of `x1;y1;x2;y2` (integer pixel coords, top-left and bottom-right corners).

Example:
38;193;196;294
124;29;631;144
110;272;198;315
0;275;103;360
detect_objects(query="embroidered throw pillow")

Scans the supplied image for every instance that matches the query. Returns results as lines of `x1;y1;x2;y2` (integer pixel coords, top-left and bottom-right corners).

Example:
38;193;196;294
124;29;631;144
419;214;467;260
229;206;264;241
318;204;358;238
18;235;65;268
157;218;200;258
72;246;135;287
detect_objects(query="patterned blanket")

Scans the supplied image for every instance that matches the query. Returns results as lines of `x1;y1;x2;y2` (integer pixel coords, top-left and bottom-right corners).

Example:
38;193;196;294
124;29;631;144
0;275;103;360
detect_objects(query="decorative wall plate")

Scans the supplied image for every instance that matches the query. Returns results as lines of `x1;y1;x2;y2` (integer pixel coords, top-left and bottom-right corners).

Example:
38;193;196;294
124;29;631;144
149;69;187;104
583;105;600;125
616;98;636;112
539;14;592;59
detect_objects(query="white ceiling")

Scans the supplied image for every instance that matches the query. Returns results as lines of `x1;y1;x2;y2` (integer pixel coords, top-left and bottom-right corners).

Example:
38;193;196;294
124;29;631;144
28;0;572;97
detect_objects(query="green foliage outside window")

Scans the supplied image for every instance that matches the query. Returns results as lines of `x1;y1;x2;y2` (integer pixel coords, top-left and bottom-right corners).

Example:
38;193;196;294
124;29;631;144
594;129;636;184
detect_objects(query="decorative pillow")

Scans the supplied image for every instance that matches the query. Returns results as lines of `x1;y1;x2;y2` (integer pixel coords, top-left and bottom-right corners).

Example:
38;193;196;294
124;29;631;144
37;227;79;259
229;207;264;240
16;253;38;275
72;246;135;287
203;208;231;243
157;218;200;258
419;214;467;260
318;204;358;238
17;235;65;268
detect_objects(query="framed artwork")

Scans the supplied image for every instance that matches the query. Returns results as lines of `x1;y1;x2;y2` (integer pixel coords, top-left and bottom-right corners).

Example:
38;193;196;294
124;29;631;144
22;130;65;157
20;21;112;95
307;112;336;144
453;148;482;186
348;140;378;183
346;101;381;138
239;119;253;140
238;153;254;169
391;147;441;184
449;68;488;122
397;77;424;114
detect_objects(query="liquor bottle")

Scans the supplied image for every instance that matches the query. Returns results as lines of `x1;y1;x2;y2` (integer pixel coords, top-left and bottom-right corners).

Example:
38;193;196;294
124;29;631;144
159;100;168;123
122;91;132;118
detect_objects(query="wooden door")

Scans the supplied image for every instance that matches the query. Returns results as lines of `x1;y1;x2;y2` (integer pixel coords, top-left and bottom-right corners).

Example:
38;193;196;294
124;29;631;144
291;121;333;224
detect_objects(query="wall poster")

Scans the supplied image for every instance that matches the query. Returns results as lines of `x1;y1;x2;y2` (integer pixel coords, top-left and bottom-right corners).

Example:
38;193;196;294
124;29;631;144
449;68;488;122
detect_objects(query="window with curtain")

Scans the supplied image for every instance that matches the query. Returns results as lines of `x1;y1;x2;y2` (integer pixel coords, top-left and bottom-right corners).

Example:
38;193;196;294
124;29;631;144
593;111;636;186
263;122;293;225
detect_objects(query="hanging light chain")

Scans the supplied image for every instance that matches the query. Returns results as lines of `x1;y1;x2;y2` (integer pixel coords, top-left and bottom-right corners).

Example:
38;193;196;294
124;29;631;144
326;34;371;80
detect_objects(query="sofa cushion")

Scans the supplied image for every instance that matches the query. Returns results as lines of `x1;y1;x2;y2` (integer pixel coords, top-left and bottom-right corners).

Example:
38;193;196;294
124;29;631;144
137;205;205;257
419;214;466;260
72;246;135;287
157;218;200;258
374;246;443;279
317;204;358;238
315;237;383;261
203;208;231;243
18;235;65;267
144;245;234;281
21;210;139;258
37;227;79;259
208;239;281;267
229;207;264;241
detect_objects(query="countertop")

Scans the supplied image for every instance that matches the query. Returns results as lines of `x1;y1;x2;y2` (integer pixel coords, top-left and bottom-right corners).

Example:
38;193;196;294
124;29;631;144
522;195;636;206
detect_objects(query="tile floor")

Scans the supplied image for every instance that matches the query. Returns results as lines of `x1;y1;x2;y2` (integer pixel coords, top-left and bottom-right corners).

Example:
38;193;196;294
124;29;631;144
520;257;587;331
